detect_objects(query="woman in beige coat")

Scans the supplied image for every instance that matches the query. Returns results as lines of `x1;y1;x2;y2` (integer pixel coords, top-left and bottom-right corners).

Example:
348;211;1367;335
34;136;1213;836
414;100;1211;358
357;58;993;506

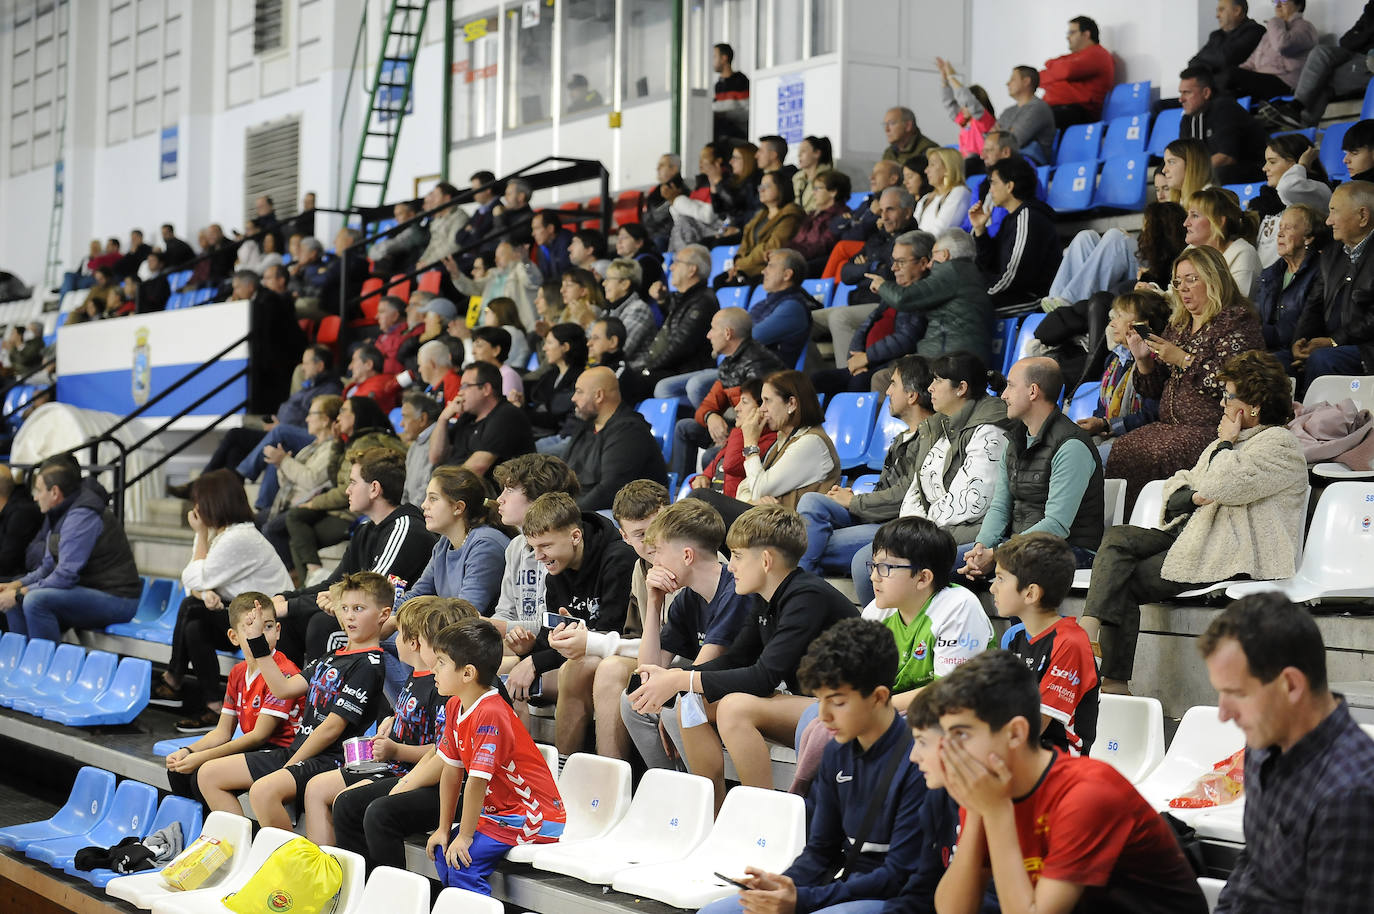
264;394;343;524
1079;350;1307;694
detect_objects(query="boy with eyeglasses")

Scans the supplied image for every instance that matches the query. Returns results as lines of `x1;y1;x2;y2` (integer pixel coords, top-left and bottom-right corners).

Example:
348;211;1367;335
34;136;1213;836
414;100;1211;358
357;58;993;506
863;516;992;712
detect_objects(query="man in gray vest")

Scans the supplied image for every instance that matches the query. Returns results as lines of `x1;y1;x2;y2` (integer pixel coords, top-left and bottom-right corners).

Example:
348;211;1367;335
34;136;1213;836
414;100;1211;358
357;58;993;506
958;357;1103;579
0;456;142;642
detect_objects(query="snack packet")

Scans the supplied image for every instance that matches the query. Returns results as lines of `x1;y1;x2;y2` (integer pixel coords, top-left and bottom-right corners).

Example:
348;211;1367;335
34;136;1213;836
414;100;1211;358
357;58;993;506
1168;749;1246;809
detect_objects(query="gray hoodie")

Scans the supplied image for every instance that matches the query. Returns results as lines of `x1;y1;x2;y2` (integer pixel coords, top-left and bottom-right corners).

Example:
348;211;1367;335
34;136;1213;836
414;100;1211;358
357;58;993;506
492;533;545;633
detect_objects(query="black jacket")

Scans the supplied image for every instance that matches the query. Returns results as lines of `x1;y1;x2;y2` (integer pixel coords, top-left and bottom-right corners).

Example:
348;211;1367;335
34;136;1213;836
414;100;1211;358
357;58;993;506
695;568;858;703
161;237;196;268
281;504;436;617
1341;1;1374;52
0;490;41;579
718;337;784;390
526;364;582;437
530;513;638;675
136;275;171;314
1189;20;1266;73
249;288;309;413
566;403;669;512
839;218;919;304
977;199;1062;308
111;243;152;280
1296;239;1374;370
635;282;719;375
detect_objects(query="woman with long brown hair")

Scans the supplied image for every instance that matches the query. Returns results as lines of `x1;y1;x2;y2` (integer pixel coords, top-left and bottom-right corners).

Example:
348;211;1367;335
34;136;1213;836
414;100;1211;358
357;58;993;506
399;465;510;617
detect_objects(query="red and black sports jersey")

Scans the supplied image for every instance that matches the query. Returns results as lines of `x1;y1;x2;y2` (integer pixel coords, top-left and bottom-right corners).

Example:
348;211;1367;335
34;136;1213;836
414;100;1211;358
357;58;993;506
1007;617;1099;756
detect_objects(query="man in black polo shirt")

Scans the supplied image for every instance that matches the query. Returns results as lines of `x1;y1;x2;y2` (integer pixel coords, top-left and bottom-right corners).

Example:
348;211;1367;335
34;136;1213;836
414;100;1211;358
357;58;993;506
428;361;534;486
1178;66;1265;184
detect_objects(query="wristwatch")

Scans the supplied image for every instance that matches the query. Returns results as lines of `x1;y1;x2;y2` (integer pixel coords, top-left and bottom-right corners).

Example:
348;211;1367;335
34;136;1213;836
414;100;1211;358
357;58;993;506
742;445;761;458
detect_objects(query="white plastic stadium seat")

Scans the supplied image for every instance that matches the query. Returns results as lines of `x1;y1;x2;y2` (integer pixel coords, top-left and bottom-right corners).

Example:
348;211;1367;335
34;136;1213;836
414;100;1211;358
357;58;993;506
506;752;632;863
1089;694;1166;784
612;786;806;908
1135;706;1244;825
536;742;559;779
1199;877;1227;913
322;845;366;914
431;886;505;914
1226;481;1374;604
149;826;297;914
1072;479;1164;590
107;812;253;910
530;768;714;884
350;867;430;914
1305;376;1374;478
1192;800;1245;843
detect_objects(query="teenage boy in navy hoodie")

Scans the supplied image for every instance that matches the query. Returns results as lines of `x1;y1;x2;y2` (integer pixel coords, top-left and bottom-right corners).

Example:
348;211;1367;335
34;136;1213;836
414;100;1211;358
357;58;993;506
700;618;932;914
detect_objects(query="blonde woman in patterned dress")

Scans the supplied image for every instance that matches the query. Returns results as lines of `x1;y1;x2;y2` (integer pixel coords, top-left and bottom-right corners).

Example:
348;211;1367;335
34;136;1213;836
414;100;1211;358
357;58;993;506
1105;245;1264;510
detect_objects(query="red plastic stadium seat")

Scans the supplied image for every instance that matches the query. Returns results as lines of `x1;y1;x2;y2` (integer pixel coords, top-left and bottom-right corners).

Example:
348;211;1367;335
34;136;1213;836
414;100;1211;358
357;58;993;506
316;315;341;345
613;190;644;226
359;277;385;322
388;274;412;302
417;271;442;294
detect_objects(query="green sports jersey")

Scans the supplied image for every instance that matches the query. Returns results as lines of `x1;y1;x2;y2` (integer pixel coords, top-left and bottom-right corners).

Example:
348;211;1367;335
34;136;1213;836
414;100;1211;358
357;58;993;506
884;598;939;693
864;584;993;693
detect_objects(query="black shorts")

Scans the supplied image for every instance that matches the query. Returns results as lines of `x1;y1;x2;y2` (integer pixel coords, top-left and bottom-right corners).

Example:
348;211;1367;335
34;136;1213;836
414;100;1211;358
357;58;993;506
244;746;343;790
341;765;398;787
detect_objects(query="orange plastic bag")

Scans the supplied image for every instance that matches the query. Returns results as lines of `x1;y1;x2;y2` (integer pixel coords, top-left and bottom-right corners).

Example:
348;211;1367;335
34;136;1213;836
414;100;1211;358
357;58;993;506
1168;749;1246;809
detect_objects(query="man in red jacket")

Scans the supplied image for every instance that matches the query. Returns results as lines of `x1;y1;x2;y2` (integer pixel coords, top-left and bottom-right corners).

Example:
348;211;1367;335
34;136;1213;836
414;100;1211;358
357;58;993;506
1040;16;1115;127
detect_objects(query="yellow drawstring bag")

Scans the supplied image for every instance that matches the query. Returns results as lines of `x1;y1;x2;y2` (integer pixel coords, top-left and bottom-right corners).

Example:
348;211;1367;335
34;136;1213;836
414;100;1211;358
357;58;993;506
222;836;342;914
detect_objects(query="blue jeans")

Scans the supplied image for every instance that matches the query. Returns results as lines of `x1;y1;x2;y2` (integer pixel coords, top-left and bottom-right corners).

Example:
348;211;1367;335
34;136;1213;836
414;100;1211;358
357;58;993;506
797;492;880;576
236;424;315;509
654;368;718;408
700;896;885;914
1302;345;1366;398
535;434;572;458
11;586;140;643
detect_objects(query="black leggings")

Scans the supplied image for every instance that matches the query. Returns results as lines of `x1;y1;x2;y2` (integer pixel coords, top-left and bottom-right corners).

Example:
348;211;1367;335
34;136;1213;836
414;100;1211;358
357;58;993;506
332;777;440;873
167;596;234;710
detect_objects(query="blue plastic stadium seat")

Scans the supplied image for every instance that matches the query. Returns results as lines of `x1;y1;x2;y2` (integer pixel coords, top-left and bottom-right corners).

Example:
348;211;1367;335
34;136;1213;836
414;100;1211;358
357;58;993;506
709;245;739;282
1035;165;1051;200
0;632;23;681
1363;81;1374;120
849;474;880;495
1102;81;1153;121
167;270;192;292
966;174;987;198
1235;95;1252;111
822;392;881;468
194;287;215;305
134;582;185;644
105;578;174;639
636;397;677;463
1093;156;1149;212
747;284;767;307
389;407;404;434
994;316;1022;376
1010;313;1047;367
1065;380;1101;421
865;410;907;471
1147;108;1183;158
1223;183;1263;210
46;657;151;727
1273;126;1317;142
715;285;750;309
1;637;55;701
9;643;85;714
26;779;159;869
1048;162;1099;213
65;794;203;887
1055;122;1105;165
0;767;115;851
1321;121;1354;180
35;650;117;721
847;191;869;210
1101;115;1149;160
830;282;854;309
801;277;835;309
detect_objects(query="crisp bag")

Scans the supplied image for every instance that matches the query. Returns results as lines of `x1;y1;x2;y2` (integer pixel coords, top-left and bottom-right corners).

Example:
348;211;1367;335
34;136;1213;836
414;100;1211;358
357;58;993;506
222;836;342;914
1168;749;1246;809
160;835;235;891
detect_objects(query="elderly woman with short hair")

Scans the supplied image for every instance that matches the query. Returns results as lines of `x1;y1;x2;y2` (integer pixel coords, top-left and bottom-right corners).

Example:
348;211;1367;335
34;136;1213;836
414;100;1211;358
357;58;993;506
1080;349;1307;695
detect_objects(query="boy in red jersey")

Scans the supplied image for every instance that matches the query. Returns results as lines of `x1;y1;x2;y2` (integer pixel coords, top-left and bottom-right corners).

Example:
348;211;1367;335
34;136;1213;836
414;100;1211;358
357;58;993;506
931;652;1206;914
166;591;303;806
990;533;1099;755
427;618;565;894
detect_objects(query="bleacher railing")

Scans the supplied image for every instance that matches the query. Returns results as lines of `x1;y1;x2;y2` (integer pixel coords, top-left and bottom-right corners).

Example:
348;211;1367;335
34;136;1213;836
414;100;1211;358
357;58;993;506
334;155;613;337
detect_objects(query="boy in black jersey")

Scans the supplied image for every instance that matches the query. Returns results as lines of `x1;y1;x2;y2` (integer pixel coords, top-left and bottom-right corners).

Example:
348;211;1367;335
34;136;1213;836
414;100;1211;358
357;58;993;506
204;571;391;829
990;533;1099;756
301;595;454;845
331;596;480;872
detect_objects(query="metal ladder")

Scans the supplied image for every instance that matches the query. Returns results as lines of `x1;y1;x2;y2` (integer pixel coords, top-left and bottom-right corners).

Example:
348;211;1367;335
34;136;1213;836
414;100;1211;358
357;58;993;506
42;0;71;292
344;0;429;214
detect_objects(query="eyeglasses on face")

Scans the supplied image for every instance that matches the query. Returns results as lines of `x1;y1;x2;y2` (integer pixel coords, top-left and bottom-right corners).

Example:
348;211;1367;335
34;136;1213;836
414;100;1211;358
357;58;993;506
866;561;916;578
